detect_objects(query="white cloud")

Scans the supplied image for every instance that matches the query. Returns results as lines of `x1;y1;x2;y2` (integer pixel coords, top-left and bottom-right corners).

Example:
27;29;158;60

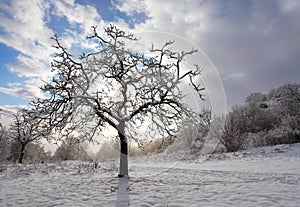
0;0;54;60
0;105;27;116
222;72;246;82
129;0;215;34
7;55;51;78
0;82;43;101
0;0;56;103
0;0;299;111
51;0;103;34
0;0;103;104
280;0;300;14
116;0;300;108
49;0;109;57
115;0;146;16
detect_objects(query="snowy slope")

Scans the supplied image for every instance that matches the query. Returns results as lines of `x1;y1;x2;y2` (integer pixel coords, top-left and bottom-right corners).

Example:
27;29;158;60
1;143;300;207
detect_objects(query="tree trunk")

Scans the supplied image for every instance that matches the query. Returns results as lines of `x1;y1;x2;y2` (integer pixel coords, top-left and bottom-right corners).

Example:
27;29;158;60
18;144;26;164
118;121;128;178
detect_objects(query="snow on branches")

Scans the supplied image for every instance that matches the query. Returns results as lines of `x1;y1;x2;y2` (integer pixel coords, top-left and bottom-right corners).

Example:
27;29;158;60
32;24;205;176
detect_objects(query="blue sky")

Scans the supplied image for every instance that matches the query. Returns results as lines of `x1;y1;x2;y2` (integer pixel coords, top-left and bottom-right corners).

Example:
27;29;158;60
0;0;300;119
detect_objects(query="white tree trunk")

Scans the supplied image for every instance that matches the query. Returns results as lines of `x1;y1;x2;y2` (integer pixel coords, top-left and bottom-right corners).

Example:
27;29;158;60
118;121;128;177
119;149;128;177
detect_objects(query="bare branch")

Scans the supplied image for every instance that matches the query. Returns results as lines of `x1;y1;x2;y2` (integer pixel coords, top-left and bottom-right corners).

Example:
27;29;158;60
34;25;205;176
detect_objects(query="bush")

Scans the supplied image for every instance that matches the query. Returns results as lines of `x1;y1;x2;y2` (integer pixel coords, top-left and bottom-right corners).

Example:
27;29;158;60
219;82;300;152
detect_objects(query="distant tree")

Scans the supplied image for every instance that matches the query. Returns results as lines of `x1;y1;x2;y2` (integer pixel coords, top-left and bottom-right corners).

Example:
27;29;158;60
245;83;300;145
203;115;226;154
221;83;300;151
245;102;280;133
272;83;300;116
190;109;212;153
10;109;50;163
95;135;174;161
95;138;119;162
0;126;10;163
53;135;90;161
271;83;300;142
245;92;266;104
167;109;211;154
219;107;246;152
33;25;204;177
10;141;51;163
24;143;52;163
0;110;3;140
132;136;174;156
0;110;4;145
220;102;281;151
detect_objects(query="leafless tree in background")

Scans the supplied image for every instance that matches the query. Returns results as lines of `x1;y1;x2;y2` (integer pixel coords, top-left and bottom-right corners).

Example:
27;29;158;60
0;111;11;163
10;109;50;163
53;135;91;161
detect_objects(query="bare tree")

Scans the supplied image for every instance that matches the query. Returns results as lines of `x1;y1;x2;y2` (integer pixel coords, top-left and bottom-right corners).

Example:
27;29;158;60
0;109;3;142
53;135;91;161
219;107;246;152
33;25;204;177
0;112;11;163
10;109;50;163
167;109;211;154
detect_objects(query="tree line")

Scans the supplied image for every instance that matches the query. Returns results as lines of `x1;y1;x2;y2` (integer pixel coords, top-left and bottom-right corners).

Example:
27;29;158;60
173;82;300;154
221;82;300;152
0;123;91;164
3;82;297;164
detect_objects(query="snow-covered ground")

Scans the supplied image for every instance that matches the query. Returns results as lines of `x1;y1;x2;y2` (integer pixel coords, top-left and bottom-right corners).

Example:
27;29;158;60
1;143;300;207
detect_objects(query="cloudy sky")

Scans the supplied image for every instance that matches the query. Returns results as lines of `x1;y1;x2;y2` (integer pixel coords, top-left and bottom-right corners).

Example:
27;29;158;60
0;0;299;119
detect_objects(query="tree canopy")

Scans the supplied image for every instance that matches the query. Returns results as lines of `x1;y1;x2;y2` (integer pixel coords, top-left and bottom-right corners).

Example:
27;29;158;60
32;25;204;176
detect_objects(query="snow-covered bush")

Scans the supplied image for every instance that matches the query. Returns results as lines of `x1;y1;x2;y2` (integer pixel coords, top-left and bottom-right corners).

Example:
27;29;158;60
247;131;268;147
130;137;174;156
23;143;52;163
202;116;226;154
94;139;119;162
218;107;248;152
53;136;91;161
95;136;174;161
225;82;300;151
167;109;211;154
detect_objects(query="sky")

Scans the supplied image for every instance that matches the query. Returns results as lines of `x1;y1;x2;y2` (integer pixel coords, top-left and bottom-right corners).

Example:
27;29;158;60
0;0;300;122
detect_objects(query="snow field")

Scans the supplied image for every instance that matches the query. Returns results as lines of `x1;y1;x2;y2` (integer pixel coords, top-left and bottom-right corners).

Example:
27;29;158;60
1;144;300;206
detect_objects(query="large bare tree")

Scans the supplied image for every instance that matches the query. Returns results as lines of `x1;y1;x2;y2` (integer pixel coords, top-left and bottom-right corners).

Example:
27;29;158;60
33;25;204;177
